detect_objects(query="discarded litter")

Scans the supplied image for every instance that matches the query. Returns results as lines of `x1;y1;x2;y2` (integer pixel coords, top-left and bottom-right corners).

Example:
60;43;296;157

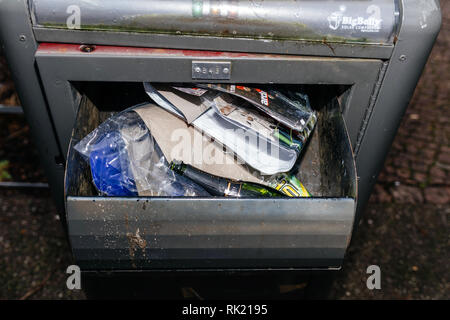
267;173;311;197
75;82;316;198
211;94;304;151
170;160;286;198
144;83;305;175
74;108;210;197
198;84;317;140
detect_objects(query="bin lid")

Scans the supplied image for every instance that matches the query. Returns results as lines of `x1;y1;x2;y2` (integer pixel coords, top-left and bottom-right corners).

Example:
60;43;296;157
30;0;399;45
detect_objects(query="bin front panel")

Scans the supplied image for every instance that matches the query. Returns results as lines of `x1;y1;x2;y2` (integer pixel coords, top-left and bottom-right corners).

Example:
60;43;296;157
67;197;355;270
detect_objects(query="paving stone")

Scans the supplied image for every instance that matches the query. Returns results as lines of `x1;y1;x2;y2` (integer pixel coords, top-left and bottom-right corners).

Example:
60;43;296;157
438;152;450;165
429;166;447;185
424;187;450;205
411;161;430;173
369;184;392;203
425;148;437;160
397;168;411;180
413;172;427;184
390;185;424;204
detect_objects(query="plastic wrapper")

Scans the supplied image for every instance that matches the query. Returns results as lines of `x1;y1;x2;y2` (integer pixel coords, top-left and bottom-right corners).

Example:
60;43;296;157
210;94;303;151
144;83;299;175
74;108;210;197
171;84;311;149
198;84;317;142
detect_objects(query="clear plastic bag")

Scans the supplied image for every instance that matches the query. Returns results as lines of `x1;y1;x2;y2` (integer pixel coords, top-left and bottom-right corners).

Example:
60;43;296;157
74;106;210;197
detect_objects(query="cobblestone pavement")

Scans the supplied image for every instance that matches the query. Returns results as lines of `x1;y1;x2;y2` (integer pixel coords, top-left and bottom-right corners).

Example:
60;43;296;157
0;2;448;300
0;189;85;300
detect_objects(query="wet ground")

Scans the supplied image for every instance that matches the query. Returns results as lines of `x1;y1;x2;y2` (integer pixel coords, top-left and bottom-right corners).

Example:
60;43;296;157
0;3;448;300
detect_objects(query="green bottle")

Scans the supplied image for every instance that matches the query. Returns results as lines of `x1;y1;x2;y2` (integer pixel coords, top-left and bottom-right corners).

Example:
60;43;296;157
170;160;286;198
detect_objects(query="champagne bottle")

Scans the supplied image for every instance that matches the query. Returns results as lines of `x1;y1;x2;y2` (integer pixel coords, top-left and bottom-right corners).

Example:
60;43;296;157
170;160;285;198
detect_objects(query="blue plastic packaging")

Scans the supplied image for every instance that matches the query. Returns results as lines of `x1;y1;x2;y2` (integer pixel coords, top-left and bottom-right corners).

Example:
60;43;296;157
74;106;209;197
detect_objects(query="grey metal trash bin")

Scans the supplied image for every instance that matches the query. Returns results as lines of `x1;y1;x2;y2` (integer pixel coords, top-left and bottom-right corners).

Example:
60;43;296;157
0;0;441;272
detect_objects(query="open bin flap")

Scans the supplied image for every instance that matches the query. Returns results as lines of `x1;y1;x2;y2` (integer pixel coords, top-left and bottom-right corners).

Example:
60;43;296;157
65;93;357;270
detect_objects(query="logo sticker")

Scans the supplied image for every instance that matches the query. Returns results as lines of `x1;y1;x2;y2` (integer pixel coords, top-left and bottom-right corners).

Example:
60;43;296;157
327;5;382;33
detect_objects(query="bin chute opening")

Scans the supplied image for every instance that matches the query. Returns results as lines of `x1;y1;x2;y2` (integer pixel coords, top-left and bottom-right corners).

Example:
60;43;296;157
67;82;355;199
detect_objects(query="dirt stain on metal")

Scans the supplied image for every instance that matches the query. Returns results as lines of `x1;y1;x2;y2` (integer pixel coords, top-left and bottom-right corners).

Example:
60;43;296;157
127;228;147;262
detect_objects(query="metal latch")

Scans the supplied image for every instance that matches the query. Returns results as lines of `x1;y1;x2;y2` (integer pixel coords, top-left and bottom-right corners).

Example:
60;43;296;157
192;61;231;80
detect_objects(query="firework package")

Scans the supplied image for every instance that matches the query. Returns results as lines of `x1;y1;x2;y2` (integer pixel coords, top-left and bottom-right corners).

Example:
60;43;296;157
198;84;317;142
74;82;317;198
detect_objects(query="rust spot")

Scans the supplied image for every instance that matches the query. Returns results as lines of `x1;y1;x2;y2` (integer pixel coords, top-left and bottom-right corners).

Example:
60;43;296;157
322;38;336;55
393;35;398;45
219;105;235;115
127;228;147;261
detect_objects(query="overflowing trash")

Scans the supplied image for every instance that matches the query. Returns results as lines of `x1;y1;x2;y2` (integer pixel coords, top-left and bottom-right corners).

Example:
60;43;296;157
74;82;318;198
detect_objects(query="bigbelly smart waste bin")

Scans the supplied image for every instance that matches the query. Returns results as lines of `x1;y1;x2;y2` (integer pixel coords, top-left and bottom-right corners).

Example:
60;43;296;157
0;0;441;279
